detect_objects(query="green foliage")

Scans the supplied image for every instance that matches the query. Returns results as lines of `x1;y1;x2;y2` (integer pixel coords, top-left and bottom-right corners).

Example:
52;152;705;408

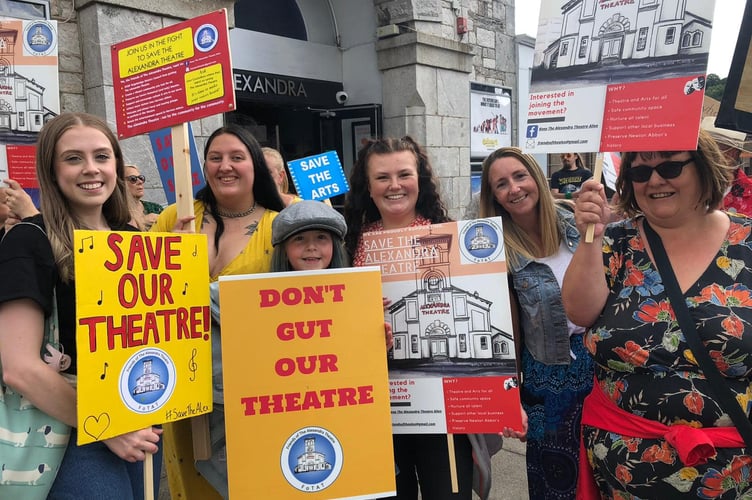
705;73;727;100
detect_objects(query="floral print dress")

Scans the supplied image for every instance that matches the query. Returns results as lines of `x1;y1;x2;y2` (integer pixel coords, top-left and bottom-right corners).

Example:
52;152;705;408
584;215;752;499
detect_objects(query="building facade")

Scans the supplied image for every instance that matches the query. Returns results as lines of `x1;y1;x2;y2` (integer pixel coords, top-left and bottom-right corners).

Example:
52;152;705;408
3;0;518;219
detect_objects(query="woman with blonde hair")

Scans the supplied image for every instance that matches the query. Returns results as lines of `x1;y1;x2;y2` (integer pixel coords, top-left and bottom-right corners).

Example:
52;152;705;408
480;147;592;499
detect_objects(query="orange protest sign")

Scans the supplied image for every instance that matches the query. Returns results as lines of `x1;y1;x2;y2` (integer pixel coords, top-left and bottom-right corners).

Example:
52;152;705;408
219;267;395;499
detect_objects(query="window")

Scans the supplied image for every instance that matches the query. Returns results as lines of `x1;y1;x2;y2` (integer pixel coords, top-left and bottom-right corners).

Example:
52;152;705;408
637;27;649;51
0;1;50;20
578;36;588;58
411;335;418;354
18;112;23;127
395;338;402;350
427;275;441;290
560;41;569;56
480;337;488;349
459;334;466;352
665;27;676;45
692;32;702;46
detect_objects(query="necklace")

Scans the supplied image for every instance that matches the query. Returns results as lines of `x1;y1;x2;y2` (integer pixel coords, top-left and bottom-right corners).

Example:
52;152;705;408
215;201;257;219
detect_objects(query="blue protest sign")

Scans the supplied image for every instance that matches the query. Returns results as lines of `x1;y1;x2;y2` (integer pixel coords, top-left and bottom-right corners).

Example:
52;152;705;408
148;123;204;204
287;151;349;201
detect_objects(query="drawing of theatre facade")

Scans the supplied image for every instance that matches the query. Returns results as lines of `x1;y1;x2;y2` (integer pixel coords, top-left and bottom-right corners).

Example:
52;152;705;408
386;233;514;363
542;0;711;69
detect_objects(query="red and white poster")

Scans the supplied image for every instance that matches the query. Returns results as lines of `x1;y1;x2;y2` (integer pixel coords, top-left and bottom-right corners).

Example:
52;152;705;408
110;10;235;139
523;0;715;153
359;218;522;434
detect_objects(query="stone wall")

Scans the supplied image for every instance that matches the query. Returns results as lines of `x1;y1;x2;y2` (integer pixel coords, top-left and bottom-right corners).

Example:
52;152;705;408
374;0;514;218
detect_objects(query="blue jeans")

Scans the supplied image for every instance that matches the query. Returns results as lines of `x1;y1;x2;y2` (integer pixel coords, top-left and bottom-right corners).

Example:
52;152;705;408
48;427;162;500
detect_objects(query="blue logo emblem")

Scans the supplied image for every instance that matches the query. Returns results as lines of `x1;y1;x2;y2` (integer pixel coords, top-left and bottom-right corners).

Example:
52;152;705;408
194;24;218;53
280;427;343;492
120;348;176;414
526;125;539;138
459;219;504;263
23;21;56;56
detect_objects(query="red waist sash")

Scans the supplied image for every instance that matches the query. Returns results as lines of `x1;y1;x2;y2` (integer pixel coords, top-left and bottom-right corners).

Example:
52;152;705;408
577;377;745;499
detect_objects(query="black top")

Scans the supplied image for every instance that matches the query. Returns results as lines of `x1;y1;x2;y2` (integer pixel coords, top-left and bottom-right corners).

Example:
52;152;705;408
0;214;135;374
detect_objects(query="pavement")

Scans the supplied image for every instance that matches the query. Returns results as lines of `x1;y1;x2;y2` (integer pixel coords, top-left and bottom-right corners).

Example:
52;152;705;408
157;437;530;499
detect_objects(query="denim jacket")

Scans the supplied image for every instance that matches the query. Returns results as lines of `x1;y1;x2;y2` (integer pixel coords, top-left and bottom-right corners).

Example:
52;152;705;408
508;206;580;365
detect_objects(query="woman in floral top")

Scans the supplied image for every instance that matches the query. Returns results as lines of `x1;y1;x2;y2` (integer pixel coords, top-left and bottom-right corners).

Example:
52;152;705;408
562;129;752;499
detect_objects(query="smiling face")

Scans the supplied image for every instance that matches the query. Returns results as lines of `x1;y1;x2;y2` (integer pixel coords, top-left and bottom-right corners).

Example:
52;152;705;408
488;156;539;221
204;133;255;204
366;151;420;228
631;152;702;224
54;125;118;217
284;229;334;270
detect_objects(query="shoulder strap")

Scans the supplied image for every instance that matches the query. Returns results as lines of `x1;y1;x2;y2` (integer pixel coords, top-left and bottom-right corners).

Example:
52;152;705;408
643;220;752;448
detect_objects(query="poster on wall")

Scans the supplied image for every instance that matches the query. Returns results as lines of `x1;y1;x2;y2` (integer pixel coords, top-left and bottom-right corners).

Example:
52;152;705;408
523;0;715;154
0;17;59;205
359;218;523;434
470;82;512;158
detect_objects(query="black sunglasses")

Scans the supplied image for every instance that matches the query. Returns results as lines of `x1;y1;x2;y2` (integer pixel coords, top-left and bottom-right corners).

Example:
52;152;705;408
126;174;146;184
625;158;693;183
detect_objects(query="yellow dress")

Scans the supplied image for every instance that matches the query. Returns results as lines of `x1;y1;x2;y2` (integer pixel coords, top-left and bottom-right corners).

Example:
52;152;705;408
152;200;278;498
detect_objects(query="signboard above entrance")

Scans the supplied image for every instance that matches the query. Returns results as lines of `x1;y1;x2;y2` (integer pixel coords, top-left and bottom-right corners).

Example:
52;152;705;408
233;69;343;107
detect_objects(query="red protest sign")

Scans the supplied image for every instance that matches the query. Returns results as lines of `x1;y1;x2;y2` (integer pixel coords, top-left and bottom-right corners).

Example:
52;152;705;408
111;9;235;139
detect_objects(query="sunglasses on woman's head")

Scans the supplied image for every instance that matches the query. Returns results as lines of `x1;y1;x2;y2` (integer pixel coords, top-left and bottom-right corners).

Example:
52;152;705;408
126;174;146;184
625;158;693;183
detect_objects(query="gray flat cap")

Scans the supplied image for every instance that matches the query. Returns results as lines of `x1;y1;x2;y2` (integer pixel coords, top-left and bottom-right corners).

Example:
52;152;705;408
272;200;347;246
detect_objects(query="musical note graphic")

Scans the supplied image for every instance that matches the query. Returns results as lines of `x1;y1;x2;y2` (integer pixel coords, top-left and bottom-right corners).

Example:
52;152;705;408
188;349;198;381
192;245;198;257
100;362;109;380
78;236;94;253
182;283;188;295
97;291;103;305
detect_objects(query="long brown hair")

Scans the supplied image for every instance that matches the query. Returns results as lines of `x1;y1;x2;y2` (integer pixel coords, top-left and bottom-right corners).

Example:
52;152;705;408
479;147;561;268
36;113;130;282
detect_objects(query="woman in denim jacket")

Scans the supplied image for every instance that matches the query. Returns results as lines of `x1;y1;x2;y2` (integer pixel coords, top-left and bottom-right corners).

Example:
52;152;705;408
478;147;594;500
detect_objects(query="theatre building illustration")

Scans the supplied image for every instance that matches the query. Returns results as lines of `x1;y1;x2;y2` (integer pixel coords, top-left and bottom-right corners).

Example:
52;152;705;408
385;232;514;363
539;0;711;71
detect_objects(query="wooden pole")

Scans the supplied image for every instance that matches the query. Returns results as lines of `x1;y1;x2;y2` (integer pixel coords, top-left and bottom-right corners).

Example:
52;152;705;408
585;152;604;243
144;452;154;500
448;434;458;493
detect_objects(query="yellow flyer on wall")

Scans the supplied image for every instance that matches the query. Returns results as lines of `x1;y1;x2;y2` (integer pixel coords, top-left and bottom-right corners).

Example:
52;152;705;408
359;217;522;434
74;230;211;445
219;267;395;499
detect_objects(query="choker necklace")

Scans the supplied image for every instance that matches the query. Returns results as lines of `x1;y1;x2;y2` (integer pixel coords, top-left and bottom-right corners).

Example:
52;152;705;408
215;201;256;219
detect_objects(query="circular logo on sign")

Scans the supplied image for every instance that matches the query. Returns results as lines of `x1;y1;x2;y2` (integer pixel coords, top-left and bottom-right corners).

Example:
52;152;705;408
459;219;504;263
194;24;218;52
280;427;343;493
119;348;175;414
23;21;56;56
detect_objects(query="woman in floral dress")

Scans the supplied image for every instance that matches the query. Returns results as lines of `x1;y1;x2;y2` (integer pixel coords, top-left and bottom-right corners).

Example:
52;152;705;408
562;129;752;499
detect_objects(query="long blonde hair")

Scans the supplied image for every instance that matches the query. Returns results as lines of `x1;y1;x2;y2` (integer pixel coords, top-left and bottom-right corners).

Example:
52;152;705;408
479;147;561;268
36;113;130;282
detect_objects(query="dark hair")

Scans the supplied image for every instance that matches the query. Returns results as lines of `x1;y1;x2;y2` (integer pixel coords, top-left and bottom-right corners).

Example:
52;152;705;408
269;231;350;271
344;136;450;257
196;124;285;250
615;129;733;217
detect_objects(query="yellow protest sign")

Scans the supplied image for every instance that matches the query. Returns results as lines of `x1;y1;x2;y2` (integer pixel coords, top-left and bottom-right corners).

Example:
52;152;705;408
74;230;211;445
219;267;395;499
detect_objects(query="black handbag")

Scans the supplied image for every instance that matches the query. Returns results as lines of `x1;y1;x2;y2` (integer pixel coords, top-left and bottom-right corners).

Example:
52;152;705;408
643;220;752;449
